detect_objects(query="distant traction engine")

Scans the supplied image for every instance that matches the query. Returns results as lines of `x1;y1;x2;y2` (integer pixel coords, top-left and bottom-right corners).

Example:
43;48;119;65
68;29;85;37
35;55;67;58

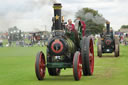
97;21;120;57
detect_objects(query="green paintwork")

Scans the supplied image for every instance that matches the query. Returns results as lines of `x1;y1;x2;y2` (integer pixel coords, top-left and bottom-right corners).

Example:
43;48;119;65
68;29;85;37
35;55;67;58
47;62;72;68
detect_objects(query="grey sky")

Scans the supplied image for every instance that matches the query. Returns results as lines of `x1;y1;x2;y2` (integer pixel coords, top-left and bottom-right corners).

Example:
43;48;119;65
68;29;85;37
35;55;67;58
0;0;127;32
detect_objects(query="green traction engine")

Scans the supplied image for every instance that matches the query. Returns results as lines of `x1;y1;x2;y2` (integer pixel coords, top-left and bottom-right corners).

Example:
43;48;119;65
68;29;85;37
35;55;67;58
35;3;94;81
97;21;120;57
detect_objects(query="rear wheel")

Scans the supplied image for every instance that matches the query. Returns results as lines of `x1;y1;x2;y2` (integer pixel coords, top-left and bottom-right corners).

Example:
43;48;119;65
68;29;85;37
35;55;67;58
81;36;94;76
114;36;120;57
35;51;46;80
73;51;82;81
97;38;102;57
115;45;119;57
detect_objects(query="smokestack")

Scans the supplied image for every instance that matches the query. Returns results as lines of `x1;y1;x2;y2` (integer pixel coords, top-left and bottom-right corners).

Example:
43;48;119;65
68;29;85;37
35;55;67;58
106;21;110;34
53;3;62;30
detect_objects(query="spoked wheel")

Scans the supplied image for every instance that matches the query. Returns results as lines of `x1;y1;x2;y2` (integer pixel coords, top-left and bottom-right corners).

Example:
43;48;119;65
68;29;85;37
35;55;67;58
97;38;102;57
114;36;120;57
48;68;61;76
81;36;94;76
115;44;119;57
35;51;46;80
73;51;82;81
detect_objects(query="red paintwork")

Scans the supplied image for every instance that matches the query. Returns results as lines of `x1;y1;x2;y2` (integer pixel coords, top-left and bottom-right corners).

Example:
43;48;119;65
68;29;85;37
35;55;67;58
73;52;82;80
39;53;45;78
89;39;94;75
105;40;111;45
35;52;46;79
51;40;64;53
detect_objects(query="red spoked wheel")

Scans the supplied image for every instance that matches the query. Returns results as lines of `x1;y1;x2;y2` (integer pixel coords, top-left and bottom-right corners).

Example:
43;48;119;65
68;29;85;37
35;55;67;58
89;38;94;74
73;51;82;81
35;51;46;80
81;36;94;76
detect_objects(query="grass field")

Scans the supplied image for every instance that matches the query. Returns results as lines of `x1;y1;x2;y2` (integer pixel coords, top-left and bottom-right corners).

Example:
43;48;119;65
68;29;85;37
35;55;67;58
0;45;128;85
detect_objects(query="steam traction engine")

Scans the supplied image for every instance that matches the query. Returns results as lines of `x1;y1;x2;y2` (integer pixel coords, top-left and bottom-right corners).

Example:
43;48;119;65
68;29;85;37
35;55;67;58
35;3;94;81
97;21;120;57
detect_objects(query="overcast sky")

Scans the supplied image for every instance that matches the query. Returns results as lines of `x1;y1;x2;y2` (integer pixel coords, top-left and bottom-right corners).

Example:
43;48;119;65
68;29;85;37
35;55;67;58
0;0;127;32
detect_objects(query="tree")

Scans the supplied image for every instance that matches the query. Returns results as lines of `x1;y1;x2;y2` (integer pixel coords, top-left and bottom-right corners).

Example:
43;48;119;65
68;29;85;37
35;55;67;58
75;8;105;35
121;25;128;29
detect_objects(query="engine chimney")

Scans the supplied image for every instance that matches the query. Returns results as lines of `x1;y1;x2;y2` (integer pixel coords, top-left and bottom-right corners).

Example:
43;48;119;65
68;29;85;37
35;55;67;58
106;21;110;34
53;3;62;30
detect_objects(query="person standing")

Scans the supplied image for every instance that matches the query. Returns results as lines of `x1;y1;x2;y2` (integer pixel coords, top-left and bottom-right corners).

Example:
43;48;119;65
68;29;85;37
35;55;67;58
0;38;3;47
66;19;80;48
66;19;75;31
77;17;86;36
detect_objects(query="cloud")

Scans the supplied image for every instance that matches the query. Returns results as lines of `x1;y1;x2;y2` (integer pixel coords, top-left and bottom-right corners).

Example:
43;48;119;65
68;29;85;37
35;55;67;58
61;0;128;31
0;0;54;32
0;0;128;32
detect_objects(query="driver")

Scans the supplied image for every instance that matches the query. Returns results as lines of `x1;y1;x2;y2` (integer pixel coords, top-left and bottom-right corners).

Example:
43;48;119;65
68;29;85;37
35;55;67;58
66;19;80;48
66;19;75;31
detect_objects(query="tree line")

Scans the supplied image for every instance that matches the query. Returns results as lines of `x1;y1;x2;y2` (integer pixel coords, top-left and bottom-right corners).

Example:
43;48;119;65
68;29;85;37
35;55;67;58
121;25;128;29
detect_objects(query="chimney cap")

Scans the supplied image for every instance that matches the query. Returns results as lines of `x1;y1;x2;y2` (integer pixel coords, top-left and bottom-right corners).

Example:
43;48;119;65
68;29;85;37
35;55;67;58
106;20;110;24
53;3;62;9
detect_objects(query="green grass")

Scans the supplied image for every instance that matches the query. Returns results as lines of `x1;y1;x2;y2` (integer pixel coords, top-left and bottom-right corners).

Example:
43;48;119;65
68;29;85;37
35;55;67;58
0;45;128;85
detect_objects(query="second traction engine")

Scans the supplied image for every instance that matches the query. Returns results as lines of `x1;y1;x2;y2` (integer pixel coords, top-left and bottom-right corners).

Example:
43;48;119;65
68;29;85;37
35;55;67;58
97;21;120;57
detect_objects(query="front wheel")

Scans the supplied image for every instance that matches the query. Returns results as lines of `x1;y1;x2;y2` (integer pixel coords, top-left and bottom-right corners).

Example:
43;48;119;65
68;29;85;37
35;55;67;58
35;51;46;80
73;51;82;81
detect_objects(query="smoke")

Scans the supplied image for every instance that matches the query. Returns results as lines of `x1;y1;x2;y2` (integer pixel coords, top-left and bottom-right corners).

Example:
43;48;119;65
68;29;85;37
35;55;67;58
31;0;57;8
35;0;57;4
32;0;72;20
62;10;74;21
76;9;107;24
92;15;106;24
0;12;22;32
0;0;74;32
85;12;106;24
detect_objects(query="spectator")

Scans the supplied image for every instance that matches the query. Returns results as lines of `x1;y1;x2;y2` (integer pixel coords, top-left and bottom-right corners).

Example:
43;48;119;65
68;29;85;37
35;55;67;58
0;39;3;47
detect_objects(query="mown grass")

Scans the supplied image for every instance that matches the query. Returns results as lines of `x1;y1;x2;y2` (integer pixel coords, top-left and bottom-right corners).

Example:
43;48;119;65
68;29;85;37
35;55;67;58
0;45;128;85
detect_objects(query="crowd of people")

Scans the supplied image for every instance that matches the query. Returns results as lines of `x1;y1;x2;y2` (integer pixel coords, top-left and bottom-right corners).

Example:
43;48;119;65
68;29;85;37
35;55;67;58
0;16;96;48
119;33;128;45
